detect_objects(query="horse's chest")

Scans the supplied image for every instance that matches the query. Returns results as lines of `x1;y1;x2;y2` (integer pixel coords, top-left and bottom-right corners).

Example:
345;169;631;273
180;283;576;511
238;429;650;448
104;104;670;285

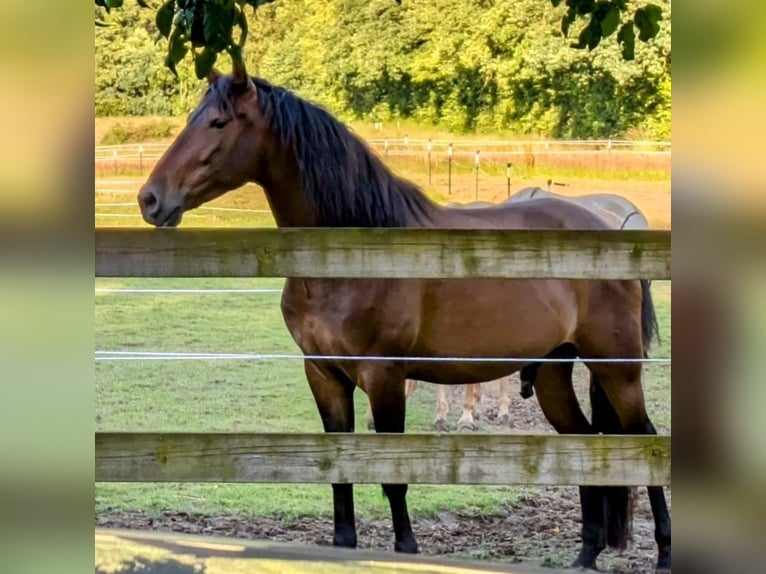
280;281;364;354
280;279;419;356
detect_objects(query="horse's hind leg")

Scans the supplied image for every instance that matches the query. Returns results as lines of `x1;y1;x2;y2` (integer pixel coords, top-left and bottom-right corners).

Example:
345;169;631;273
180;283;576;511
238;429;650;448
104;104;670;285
531;347;615;571
588;364;671;571
304;360;358;548
457;383;481;431
577;282;671;571
369;379;418;430
362;362;418;554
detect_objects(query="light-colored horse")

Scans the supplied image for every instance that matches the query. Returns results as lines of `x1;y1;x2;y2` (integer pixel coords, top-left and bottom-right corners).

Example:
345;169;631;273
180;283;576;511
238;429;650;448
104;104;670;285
365;186;650;432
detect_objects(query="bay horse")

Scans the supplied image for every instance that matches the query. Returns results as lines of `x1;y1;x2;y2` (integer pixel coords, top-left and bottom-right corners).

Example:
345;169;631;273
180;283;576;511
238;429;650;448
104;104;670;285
380;190;651;433
136;67;670;572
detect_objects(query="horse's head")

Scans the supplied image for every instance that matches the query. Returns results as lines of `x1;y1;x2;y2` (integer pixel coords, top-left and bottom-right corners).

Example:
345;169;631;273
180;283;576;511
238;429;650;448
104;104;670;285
137;63;265;227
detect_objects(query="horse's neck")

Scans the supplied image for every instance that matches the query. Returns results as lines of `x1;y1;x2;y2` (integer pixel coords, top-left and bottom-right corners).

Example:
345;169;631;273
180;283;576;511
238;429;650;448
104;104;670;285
254;144;317;227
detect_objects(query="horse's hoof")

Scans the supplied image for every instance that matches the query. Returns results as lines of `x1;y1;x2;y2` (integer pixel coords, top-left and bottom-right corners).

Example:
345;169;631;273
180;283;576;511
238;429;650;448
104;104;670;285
497;414;510;426
572;551;600;571
394;539;419;554
432;419;450;432
655;546;671;572
457;419;478;431
333;533;357;549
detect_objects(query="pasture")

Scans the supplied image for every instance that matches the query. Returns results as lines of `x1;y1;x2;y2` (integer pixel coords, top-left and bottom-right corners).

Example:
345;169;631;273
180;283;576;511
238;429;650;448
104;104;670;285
95;118;671;573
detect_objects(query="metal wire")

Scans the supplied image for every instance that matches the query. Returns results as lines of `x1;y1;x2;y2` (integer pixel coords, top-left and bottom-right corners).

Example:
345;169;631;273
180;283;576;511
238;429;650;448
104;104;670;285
95;350;671;364
96;288;283;294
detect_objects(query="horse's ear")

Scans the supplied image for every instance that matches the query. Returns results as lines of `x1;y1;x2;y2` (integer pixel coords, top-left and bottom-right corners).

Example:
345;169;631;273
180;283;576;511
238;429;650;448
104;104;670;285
207;68;222;84
231;59;251;90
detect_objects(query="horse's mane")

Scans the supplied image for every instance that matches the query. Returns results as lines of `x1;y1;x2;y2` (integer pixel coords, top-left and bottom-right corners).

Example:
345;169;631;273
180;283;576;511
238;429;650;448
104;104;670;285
203;75;436;227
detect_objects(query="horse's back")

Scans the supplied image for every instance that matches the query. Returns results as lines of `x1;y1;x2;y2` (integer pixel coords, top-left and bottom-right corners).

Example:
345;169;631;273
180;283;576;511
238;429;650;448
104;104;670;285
507;188;649;230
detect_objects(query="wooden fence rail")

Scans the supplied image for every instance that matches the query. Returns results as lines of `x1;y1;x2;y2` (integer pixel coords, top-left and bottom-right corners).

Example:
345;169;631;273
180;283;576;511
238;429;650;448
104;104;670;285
95;228;670;279
95;433;671;487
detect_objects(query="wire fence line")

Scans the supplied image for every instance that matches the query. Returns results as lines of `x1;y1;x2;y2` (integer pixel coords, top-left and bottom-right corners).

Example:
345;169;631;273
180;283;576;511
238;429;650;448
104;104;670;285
96;288;283;294
95;137;670;202
95;203;271;214
95;138;671;163
95;290;670;363
95;212;206;219
95;350;671;364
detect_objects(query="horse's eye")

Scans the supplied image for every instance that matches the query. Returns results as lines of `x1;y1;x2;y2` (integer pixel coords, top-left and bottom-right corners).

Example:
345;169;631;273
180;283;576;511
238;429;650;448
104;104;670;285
210;118;228;130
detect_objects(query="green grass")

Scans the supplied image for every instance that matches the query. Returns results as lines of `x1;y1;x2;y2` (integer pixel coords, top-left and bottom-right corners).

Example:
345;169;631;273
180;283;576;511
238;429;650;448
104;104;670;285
95;277;671;519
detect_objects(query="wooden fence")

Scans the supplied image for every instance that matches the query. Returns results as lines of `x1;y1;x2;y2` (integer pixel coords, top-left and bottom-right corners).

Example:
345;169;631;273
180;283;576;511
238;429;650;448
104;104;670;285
95;227;671;488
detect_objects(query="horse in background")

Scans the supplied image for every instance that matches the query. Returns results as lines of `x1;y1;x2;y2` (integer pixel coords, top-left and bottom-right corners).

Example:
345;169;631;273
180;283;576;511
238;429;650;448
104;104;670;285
366;376;512;432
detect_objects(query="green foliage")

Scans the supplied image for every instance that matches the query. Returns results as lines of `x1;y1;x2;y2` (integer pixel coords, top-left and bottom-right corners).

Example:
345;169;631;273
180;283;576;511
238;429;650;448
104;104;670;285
551;0;664;61
97;0;277;78
95;2;203;116
100;119;178;145
97;1;665;74
94;0;671;139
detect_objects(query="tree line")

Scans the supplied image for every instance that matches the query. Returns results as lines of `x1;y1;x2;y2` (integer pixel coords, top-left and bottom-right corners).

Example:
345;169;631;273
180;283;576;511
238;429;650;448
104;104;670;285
95;0;670;139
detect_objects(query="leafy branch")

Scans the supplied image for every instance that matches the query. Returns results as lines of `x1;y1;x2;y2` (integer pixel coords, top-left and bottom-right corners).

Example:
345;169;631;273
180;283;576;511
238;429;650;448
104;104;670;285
552;0;663;60
96;0;275;78
95;1;665;79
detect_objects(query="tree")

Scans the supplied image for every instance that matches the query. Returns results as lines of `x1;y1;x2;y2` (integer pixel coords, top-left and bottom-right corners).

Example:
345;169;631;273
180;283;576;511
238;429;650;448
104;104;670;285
94;0;666;79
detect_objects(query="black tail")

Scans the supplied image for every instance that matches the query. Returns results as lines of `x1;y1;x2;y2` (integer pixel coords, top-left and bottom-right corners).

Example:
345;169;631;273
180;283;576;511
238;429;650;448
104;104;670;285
641;279;661;352
590;378;635;550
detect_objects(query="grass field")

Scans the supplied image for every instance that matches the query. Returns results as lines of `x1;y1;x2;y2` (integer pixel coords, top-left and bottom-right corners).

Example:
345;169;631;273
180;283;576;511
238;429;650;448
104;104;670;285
95;115;671;554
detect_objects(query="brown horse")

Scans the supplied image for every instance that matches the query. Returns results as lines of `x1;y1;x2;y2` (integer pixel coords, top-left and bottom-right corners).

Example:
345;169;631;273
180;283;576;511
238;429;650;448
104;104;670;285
136;67;670;571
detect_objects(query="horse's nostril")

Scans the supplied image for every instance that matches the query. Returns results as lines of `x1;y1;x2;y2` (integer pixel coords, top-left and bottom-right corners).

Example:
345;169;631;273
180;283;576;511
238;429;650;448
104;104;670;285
139;187;160;215
142;190;157;208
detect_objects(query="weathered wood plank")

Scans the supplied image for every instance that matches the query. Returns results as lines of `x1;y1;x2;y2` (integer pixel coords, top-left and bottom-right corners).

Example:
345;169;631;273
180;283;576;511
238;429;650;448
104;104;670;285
95;433;671;486
95;228;671;279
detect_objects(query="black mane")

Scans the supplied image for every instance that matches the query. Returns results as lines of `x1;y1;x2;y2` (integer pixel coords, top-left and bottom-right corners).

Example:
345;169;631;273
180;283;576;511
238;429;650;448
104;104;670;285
207;75;436;227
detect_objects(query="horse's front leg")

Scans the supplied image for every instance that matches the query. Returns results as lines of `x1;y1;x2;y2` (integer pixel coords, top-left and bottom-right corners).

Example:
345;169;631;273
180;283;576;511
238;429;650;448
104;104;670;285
304;360;357;548
362;361;418;554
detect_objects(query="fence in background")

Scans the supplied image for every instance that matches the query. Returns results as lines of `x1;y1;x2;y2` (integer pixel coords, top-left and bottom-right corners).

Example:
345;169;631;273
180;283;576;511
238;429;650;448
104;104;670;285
95;138;671;204
95;138;671;164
